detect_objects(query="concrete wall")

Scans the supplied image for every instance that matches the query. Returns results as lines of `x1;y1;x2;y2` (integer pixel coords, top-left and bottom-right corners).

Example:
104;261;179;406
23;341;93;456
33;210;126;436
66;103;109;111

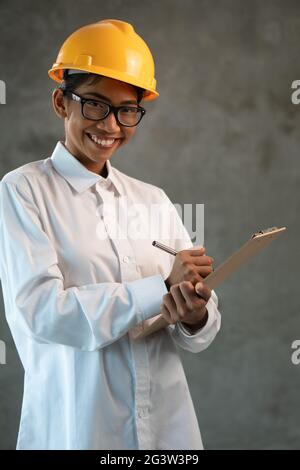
0;0;299;449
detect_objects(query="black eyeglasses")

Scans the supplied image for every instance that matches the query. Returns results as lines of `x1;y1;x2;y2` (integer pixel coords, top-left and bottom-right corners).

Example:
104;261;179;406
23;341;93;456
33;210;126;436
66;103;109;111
63;91;146;127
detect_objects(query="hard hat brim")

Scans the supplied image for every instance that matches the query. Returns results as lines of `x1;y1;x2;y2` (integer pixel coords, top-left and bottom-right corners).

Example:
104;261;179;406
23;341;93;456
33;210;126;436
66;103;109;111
48;65;159;101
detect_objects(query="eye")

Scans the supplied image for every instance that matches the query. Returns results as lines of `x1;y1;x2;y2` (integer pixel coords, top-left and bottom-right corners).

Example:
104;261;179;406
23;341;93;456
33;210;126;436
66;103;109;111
87;100;106;109
120;106;138;114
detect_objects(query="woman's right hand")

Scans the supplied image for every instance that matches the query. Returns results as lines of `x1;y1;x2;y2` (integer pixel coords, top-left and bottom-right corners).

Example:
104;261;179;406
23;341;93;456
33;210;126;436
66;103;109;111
165;247;214;290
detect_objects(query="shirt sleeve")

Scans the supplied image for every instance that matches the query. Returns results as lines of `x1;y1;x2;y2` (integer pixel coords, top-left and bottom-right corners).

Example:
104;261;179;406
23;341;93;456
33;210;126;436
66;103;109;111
0;176;167;351
159;188;221;353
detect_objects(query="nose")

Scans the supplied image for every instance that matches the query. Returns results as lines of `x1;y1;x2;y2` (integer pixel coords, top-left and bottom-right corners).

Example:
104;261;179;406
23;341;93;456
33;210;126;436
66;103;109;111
96;110;121;133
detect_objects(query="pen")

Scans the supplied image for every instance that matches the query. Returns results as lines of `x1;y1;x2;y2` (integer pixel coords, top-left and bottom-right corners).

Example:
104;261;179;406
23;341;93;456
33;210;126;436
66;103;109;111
152;240;178;256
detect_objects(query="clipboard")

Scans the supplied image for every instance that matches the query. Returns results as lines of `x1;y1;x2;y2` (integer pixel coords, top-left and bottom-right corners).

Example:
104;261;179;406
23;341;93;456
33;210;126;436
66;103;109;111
130;226;287;340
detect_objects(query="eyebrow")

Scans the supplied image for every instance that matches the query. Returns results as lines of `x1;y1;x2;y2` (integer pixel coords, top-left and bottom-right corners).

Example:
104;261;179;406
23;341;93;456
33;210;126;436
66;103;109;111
81;92;138;105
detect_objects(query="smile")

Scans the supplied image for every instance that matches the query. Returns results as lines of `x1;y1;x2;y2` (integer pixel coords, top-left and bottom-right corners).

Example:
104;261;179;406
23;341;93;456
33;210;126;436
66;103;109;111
86;133;117;148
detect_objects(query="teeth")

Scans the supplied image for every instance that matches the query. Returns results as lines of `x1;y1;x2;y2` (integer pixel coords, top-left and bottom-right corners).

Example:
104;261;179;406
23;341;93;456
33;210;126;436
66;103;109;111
89;134;115;146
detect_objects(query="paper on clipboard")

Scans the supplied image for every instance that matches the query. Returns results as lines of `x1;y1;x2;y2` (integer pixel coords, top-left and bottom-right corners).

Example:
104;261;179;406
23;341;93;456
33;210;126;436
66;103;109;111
130;226;287;340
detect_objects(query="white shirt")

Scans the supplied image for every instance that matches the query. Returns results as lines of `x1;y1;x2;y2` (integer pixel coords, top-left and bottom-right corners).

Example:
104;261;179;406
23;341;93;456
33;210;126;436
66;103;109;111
0;141;221;450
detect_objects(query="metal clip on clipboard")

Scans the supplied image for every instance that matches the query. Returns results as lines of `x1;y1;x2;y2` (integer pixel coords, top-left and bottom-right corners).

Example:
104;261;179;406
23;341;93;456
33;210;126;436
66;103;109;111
130;226;287;340
251;226;280;238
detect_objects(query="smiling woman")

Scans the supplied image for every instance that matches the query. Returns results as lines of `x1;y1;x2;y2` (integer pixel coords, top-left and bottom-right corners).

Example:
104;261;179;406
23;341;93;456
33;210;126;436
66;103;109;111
0;18;221;451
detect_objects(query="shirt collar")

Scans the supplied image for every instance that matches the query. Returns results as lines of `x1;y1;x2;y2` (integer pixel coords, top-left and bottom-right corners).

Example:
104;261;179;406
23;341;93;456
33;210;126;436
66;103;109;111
50;140;123;196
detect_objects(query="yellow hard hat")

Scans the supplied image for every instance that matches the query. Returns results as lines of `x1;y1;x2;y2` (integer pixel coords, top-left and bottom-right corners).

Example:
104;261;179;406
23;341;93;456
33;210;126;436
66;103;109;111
48;19;159;101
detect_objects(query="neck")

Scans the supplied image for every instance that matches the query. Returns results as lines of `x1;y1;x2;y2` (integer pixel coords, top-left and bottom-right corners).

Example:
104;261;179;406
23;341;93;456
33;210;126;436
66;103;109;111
100;162;108;178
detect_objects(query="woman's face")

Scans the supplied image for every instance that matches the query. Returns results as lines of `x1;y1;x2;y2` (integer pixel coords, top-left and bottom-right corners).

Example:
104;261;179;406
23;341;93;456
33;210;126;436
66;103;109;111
52;76;139;176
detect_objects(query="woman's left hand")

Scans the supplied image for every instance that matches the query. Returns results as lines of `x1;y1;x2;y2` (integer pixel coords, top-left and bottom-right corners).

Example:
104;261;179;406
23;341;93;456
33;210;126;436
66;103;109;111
160;280;211;327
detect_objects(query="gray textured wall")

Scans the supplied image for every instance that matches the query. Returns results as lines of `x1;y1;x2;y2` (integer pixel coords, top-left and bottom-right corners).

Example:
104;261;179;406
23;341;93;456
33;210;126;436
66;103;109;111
0;0;299;450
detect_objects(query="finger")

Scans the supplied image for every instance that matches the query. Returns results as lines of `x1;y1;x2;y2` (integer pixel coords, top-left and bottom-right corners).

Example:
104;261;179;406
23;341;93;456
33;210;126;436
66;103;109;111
160;304;173;325
179;281;205;309
163;292;177;314
192;256;214;266
195;282;211;302
189;246;206;256
160;301;177;325
196;266;214;277
169;283;189;319
178;247;205;257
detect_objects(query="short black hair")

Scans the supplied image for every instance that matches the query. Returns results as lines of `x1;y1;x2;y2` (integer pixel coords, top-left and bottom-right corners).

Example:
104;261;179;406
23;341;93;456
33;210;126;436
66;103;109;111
58;70;145;104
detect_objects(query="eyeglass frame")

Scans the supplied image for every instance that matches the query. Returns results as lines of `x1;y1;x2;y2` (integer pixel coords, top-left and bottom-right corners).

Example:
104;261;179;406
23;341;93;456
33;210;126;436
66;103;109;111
62;90;146;127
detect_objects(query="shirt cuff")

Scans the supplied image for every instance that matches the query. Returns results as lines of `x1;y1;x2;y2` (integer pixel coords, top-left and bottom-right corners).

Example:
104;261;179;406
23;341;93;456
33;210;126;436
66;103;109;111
126;274;167;323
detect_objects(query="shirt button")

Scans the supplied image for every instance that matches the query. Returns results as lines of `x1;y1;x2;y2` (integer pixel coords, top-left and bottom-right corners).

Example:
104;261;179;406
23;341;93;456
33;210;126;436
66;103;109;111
123;255;130;263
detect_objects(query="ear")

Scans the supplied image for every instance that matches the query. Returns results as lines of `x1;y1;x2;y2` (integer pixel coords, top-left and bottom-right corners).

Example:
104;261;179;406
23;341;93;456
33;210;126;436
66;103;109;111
52;88;68;119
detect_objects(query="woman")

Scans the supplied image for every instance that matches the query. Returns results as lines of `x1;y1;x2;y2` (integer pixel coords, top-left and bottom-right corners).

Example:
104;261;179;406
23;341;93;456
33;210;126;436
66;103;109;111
0;19;221;450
